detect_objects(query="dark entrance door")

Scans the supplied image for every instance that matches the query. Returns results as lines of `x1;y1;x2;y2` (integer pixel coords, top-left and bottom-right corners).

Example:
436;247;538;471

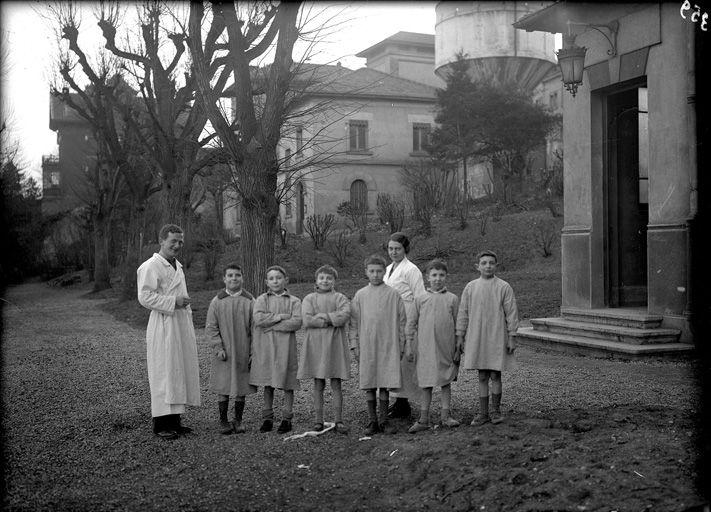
606;85;648;307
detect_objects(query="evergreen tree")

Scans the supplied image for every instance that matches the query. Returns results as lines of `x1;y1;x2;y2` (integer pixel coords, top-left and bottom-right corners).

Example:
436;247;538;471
430;53;560;203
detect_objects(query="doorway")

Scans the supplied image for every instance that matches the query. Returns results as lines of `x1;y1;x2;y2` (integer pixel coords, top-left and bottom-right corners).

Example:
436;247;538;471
605;83;648;307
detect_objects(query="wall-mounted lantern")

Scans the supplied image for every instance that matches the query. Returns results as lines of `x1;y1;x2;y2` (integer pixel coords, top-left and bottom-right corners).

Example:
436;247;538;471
556;20;619;98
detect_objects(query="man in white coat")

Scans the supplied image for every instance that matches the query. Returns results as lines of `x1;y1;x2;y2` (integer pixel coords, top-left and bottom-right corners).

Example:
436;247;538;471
137;224;201;439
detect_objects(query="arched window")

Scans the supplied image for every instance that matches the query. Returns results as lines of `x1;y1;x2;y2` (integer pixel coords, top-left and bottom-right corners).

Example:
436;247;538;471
350;179;368;212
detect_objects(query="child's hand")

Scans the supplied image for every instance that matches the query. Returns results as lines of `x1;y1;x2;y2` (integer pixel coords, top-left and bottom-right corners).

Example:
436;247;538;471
452;346;461;365
406;348;415;363
176;296;191;308
278;313;290;321
506;334;516;354
217;349;227;361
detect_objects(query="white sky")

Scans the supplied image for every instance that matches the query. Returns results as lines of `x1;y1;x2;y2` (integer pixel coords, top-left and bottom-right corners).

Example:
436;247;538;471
0;2;437;182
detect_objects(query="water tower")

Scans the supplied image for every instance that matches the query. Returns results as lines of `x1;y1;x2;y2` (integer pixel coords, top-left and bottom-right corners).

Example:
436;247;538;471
435;2;557;90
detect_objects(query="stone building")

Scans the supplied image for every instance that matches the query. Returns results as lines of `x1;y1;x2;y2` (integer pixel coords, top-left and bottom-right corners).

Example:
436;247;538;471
513;2;697;355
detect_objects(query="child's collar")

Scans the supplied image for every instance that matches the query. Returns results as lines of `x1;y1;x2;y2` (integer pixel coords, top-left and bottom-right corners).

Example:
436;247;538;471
267;289;290;296
427;287;448;294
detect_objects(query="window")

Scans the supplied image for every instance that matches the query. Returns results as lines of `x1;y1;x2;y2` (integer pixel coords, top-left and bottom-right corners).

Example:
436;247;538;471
284;175;292;218
50;171;61;186
412;123;431;153
284;148;292;168
348;120;368;152
549;91;559;110
638;87;649;204
295;127;303;157
350;179;368;212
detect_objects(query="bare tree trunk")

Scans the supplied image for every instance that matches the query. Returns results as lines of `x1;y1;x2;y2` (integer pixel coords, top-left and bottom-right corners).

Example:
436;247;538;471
241;201;277;296
92;211;112;292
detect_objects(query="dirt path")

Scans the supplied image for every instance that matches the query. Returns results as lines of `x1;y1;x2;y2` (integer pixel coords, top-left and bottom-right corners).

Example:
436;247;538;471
1;282;706;511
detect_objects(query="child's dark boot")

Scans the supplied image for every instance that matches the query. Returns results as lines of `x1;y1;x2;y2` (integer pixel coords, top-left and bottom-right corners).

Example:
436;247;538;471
490;393;503;424
233;400;246;434
260;408;274;433
219;401;234;434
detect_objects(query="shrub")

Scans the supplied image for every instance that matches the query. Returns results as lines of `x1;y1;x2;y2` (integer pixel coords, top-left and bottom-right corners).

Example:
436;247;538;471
304;213;336;250
532;220;558;257
336;201;367;244
376;193;406;234
328;230;353;268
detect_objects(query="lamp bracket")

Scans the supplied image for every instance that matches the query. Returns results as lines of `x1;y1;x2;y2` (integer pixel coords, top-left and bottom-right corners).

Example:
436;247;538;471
566;20;619;56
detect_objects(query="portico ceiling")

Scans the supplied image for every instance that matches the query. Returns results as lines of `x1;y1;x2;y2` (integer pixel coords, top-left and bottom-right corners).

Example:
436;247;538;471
513;2;648;34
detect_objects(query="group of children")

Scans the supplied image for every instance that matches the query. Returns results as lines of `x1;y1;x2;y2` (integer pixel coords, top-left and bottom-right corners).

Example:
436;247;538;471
205;250;519;436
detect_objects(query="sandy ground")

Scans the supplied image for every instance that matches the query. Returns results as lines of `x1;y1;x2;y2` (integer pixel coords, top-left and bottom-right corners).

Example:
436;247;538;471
1;281;707;511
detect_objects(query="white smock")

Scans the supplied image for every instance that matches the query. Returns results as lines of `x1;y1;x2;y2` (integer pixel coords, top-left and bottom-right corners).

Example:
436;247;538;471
137;253;201;417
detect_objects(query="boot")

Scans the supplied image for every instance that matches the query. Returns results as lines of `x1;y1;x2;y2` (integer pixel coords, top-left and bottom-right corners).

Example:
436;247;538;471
219;401;234;434
379;399;397;434
233;401;246;434
260;408;274;433
471;396;490;426
490;393;503;424
153;415;178;439
174;414;192;434
387;397;411;419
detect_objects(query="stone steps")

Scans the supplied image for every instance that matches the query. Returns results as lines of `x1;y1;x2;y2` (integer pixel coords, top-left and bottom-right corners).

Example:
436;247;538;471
514;327;695;360
530;317;680;345
560;306;663;329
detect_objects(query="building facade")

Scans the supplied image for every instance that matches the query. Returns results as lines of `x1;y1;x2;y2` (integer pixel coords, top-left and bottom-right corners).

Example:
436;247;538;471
514;3;697;352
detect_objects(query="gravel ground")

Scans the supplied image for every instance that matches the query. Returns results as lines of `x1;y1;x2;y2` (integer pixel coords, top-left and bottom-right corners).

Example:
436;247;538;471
1;281;707;511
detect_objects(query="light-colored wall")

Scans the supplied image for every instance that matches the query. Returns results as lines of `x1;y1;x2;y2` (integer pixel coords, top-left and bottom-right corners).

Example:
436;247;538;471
217;96;436;235
435;1;556;69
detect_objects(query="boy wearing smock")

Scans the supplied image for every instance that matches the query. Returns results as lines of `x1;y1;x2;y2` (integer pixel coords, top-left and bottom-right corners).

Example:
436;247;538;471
406;259;461;433
456;250;519;425
205;263;256;435
349;255;407;436
297;265;351;434
249;266;302;434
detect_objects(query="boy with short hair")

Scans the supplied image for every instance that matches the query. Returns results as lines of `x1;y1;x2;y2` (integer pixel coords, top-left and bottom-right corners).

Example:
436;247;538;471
456;250;519;425
406;259;461;433
249;265;302;434
205;263;256;434
349;254;407;435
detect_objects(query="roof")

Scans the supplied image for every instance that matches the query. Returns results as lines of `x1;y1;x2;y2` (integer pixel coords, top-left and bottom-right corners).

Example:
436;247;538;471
356;31;435;58
303;66;437;101
513;1;647;34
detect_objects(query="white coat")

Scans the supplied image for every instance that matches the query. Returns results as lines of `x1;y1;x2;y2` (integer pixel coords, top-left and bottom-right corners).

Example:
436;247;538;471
137;253;201;417
384;256;426;399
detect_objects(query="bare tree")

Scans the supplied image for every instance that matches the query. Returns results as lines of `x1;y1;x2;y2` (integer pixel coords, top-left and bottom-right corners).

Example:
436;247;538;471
46;2;156;292
97;1;217;228
184;1;361;293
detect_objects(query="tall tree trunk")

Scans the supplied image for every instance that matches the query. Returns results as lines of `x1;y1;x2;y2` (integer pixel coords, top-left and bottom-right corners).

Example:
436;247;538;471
92;210;112;292
240;202;277;296
239;159;279;296
120;202;144;301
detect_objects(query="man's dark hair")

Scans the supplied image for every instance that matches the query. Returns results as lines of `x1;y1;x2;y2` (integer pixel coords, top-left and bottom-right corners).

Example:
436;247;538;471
159;224;183;241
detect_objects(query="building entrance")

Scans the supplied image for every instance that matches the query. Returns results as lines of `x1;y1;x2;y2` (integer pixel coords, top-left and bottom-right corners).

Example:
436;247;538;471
605;84;649;307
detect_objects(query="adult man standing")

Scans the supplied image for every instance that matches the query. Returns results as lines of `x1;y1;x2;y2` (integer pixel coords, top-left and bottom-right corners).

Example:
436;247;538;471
137;224;201;439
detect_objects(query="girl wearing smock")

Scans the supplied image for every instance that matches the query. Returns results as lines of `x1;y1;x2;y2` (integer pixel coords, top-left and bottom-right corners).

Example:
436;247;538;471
384;232;426;418
297;265;351;434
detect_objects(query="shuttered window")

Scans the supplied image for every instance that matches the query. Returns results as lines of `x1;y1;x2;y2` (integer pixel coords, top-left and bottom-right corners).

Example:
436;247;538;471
350;179;368;212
